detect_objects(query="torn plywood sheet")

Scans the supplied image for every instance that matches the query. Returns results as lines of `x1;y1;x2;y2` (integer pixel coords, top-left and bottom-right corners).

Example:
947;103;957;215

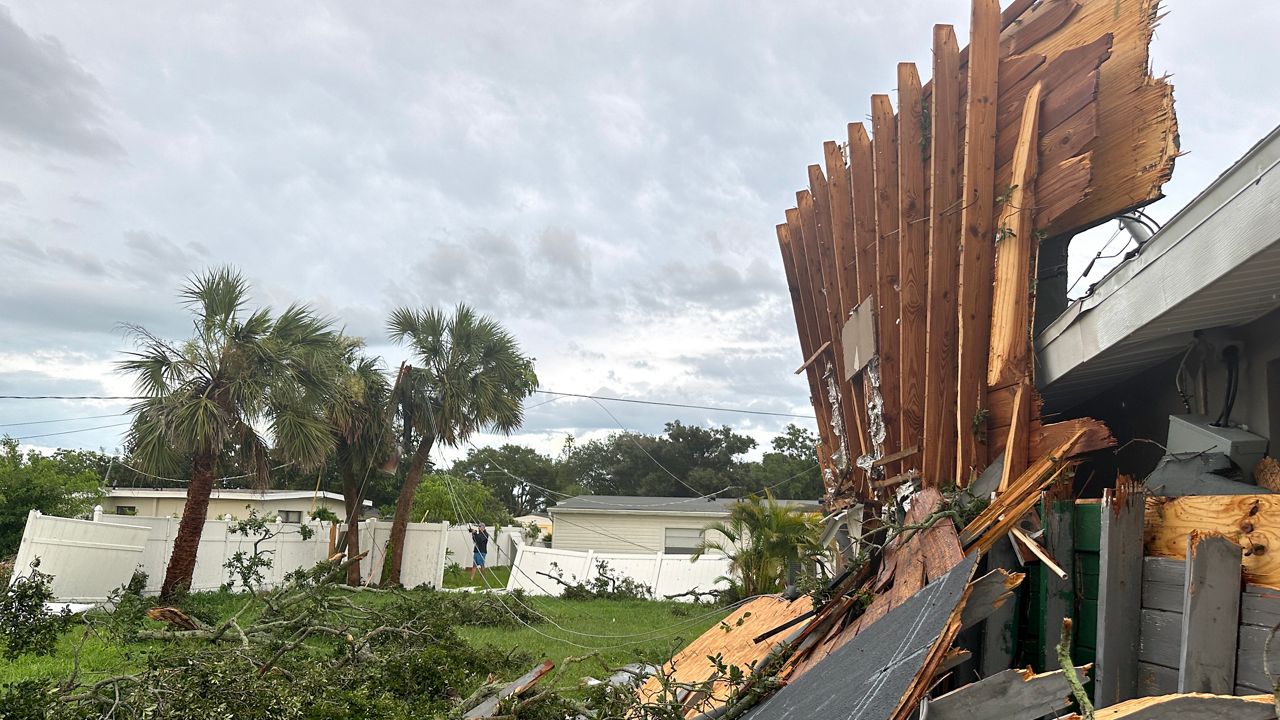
637;595;812;717
742;554;978;720
842;296;877;379
1144;495;1280;587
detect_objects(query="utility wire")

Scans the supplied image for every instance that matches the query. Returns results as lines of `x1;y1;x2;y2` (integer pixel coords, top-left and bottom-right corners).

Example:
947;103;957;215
534;389;815;420
0;412;131;428
10;422;131;441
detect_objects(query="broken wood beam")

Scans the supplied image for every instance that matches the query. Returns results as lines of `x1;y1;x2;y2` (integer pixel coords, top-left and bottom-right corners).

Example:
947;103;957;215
871;94;901;478
1094;478;1145;708
960;568;1024;630
922;665;1090;720
1010;526;1067;580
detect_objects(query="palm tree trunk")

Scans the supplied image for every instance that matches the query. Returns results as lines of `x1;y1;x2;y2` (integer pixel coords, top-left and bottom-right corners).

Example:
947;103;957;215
340;455;362;586
160;450;217;599
385;435;432;586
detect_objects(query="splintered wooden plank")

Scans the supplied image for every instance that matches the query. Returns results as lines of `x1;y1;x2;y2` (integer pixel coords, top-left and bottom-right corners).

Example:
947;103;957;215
961;567;1024;629
955;0;1001;486
464;660;555;718
849;123;878;314
1041;482;1075;671
897;62;927;477
871;94;901;476
779;225;835;452
997;379;1032;493
986;80;1041;388
923;666;1085;720
1095;480;1145;708
1179;533;1243;694
922;24;963;489
1092;694;1276;720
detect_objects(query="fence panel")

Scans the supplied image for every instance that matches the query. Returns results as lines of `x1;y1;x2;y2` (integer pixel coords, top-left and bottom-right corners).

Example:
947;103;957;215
507;545;730;601
11;511;150;602
16;512;447;600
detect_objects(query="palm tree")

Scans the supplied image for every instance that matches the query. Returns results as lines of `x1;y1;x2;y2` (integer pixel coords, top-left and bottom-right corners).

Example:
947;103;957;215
323;337;393;585
118;268;339;598
383;304;536;585
693;492;824;597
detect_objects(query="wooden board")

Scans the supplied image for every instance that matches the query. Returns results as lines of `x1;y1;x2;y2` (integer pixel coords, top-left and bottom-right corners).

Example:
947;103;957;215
922;23;964;489
826;140;869;460
871;94;901;477
1095;481;1145;707
1179;534;1242;694
1042;487;1075;671
778;226;836;456
1092;693;1277;720
897;63;927;477
923;666;1084;720
954;0;1001;486
1145;495;1280;587
811;162;859;469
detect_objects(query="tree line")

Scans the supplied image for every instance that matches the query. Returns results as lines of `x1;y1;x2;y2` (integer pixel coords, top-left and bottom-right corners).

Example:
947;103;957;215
4;267;822;598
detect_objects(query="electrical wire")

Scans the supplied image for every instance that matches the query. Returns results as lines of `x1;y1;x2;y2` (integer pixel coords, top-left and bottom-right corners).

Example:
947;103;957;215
10;422;131;441
533;390;815;419
111;459;295;485
0;412;131;428
587;397;707;496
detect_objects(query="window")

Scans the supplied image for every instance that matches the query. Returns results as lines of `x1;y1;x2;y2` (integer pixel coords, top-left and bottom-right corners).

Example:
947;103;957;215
115;506;137;516
664;527;704;555
279;510;303;523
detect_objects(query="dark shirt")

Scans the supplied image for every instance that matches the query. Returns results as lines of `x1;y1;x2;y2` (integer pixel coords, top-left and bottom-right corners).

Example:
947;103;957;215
471;529;489;554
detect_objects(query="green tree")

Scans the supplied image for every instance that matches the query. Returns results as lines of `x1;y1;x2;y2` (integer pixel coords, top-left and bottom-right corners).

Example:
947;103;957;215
410;473;510;525
450;443;558;516
0;439;103;555
118;268;339;598
692;492;824;597
746;424;823;499
383;305;536;585
321;337;393;584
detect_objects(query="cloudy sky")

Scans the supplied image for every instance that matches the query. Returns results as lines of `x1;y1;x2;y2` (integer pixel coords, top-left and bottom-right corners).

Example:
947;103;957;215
1;1;1277;464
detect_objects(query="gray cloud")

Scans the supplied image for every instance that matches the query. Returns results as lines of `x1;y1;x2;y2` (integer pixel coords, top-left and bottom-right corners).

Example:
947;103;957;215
0;5;121;157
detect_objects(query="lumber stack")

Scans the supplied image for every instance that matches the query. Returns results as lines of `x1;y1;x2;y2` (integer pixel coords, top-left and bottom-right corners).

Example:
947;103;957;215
776;0;1174;504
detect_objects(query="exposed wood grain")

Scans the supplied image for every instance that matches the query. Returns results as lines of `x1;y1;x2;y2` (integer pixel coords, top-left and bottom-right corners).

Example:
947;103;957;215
871;94;901;477
922;23;963;489
961;567;1024;630
1092;693;1276;720
998;380;1032;493
848;123;878;316
1032;416;1115;458
810;163;857;473
987;81;1041;392
1002;0;1081;55
778;225;835;452
787;207;837;456
1145;495;1280;587
1095;480;1145;708
897;63;927;477
1179;533;1242;694
954;0;1001;486
825;141;869;461
1036;153;1093;226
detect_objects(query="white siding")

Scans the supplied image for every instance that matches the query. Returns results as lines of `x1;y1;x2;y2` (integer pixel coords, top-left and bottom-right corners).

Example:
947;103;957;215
550;510;728;554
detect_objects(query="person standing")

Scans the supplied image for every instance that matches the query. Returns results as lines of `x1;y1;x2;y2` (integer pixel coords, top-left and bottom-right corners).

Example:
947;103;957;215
469;523;490;582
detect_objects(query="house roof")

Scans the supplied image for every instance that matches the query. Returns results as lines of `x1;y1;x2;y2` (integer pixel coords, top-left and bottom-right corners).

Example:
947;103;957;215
548;495;822;516
1036;123;1280;411
104;487;372;506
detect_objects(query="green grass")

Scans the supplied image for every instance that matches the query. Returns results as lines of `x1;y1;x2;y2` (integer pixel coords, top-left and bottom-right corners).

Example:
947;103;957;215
442;565;512;589
457;595;725;674
0;589;729;689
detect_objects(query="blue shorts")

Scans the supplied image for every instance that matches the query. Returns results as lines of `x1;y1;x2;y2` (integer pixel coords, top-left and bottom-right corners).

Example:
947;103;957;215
473;551;486;567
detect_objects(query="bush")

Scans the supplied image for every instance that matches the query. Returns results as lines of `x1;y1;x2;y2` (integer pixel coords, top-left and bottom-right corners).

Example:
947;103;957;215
549;560;652;601
0;559;71;660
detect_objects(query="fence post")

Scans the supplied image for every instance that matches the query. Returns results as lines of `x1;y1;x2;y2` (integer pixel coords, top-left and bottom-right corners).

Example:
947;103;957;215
650;552;664;598
509;544;525;592
93;505;103;522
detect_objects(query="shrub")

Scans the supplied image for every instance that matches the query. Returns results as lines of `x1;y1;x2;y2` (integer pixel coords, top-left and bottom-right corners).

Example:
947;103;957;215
0;559;71;660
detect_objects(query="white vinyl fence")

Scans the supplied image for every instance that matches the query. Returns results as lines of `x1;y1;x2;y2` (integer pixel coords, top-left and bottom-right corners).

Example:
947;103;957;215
506;545;732;601
10;509;450;602
444;525;524;568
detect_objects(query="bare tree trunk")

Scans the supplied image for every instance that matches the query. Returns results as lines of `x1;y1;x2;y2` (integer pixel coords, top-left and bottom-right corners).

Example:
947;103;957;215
160;450;217;599
340;455;362;586
385;435;432;586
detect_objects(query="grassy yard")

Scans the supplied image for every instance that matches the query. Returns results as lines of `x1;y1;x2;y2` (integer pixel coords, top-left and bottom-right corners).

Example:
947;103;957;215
441;564;512;589
0;589;727;689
